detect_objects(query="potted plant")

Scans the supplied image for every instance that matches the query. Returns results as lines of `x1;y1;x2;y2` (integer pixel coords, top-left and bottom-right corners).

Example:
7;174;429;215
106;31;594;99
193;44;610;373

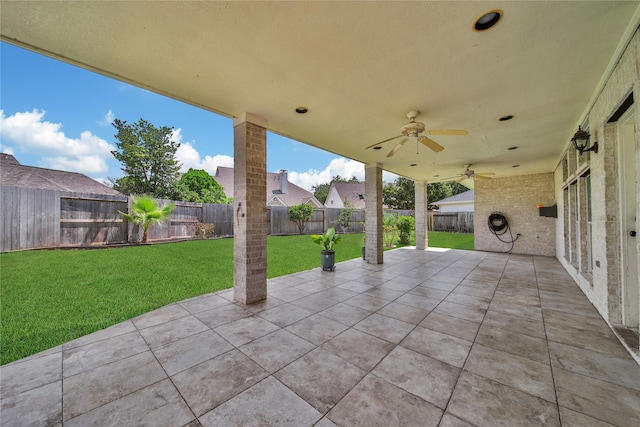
311;227;342;271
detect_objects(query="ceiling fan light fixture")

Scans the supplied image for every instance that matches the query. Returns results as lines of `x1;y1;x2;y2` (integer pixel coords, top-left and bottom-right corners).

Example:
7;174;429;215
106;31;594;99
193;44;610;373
473;10;503;32
373;146;382;150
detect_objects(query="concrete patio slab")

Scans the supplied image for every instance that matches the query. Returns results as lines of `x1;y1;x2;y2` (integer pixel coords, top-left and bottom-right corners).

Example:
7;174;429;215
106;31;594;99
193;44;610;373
2;247;640;427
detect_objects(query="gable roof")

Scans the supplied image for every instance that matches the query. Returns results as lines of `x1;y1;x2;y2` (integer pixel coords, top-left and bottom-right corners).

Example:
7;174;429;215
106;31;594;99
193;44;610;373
435;190;474;205
214;167;322;207
327;182;366;209
0;154;122;195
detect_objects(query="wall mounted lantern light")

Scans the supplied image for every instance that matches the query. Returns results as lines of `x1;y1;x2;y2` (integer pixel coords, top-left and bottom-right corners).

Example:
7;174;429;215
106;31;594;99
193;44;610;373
571;126;598;156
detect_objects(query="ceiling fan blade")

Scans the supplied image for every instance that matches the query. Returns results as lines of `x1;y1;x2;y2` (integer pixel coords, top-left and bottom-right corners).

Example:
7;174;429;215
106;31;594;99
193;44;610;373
365;135;402;149
428;130;468;136
456;176;465;183
476;172;495;176
386;138;408;157
474;175;492;180
418;136;444;152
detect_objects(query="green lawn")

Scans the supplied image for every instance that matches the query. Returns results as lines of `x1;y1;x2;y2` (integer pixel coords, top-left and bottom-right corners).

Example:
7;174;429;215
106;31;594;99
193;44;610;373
0;232;472;364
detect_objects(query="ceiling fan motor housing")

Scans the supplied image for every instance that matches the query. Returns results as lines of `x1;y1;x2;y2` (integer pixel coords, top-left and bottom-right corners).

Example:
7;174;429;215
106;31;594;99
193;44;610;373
402;121;426;135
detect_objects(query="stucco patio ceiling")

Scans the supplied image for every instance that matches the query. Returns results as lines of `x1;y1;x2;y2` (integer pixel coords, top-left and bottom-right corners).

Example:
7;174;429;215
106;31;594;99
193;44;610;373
2;1;639;182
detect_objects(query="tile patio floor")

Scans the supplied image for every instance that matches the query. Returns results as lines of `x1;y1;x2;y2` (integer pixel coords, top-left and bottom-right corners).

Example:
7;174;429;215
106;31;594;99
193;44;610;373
2;247;640;427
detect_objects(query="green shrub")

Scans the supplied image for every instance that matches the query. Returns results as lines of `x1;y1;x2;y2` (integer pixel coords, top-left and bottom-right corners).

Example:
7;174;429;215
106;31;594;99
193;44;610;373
383;213;398;247
336;201;354;233
397;215;415;245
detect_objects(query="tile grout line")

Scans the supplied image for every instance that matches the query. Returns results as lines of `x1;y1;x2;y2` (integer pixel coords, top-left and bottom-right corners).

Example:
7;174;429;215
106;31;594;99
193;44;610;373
300;251;467;424
534;256;564;427
437;250;508;426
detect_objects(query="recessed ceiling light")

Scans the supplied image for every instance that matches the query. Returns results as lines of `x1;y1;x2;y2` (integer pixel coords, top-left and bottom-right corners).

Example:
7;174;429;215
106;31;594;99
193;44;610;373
410;164;417;167
512;164;520;168
295;107;308;114
508;146;518;150
499;115;514;121
434;174;440;177
473;10;503;32
373;146;382;150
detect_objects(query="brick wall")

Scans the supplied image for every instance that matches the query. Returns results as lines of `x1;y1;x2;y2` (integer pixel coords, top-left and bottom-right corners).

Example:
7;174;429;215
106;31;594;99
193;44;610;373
364;164;383;264
474;173;555;256
555;30;639;323
233;116;268;304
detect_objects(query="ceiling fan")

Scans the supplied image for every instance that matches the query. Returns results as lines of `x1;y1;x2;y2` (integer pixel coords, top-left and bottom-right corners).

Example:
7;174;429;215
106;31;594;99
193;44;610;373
366;111;467;157
448;164;495;182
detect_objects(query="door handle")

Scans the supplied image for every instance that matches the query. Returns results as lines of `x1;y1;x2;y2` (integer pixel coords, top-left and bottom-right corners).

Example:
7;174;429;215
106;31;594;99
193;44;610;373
631;230;637;237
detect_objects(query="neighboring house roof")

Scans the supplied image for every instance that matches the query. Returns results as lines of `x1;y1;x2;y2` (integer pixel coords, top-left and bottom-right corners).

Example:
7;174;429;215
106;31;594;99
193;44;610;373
0;154;122;195
434;190;474;205
214;167;323;207
325;182;366;209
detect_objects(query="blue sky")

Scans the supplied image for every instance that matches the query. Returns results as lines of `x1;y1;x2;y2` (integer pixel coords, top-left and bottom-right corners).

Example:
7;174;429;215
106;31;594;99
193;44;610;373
0;42;379;190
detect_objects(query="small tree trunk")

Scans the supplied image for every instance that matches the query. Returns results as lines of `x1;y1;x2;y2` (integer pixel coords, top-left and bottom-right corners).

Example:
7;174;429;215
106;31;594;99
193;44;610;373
142;222;150;244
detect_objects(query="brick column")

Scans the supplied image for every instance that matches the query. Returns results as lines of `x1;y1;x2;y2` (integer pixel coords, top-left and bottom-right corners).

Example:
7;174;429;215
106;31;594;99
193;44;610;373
365;163;383;264
415;180;429;250
233;113;268;304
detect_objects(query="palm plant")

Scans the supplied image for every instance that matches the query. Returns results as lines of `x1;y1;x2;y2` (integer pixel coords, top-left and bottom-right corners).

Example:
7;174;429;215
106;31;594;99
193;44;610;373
119;195;175;243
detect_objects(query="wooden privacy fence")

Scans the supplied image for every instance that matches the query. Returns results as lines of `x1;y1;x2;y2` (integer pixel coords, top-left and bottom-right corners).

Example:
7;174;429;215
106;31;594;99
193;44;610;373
1;186;130;252
60;194;128;246
0;186;473;252
431;212;474;233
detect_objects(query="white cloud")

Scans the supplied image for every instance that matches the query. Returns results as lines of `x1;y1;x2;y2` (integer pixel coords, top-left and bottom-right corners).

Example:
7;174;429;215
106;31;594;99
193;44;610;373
0;109;115;175
288;158;364;190
170;128;183;144
0;146;15;155
175;140;233;175
287;158;400;190
171;127;398;189
383;171;399;183
99;109;116;126
93;177;113;187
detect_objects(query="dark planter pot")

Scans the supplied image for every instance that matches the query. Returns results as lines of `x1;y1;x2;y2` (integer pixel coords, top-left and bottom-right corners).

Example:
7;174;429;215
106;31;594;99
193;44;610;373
361;247;366;260
321;250;336;271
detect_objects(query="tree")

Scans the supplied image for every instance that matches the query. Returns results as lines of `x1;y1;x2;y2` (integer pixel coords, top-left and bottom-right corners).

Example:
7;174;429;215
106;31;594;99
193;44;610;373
119;195;175;243
428;181;468;204
288;203;315;234
383;177;415;209
176;168;231;204
111;118;181;198
382;177;468;209
312;182;331;205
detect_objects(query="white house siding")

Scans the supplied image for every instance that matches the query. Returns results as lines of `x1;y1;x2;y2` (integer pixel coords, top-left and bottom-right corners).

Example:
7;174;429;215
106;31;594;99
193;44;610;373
325;186;344;208
438;202;474;213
